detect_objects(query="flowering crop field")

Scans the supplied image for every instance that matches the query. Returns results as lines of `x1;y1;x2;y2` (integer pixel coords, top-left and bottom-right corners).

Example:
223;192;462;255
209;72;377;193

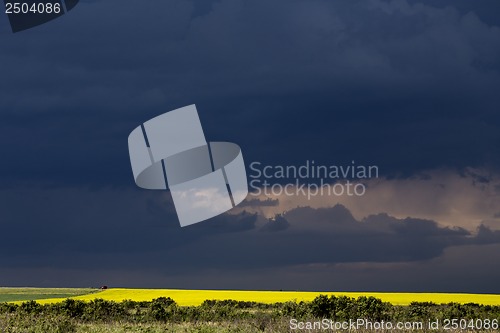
15;288;500;306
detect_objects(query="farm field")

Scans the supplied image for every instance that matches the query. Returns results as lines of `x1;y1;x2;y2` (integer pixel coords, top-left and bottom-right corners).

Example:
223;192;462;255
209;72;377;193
2;289;499;333
3;288;500;306
0;288;97;303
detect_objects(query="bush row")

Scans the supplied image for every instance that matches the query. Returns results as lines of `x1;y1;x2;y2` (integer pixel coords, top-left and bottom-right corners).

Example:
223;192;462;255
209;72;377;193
0;295;499;324
280;295;500;322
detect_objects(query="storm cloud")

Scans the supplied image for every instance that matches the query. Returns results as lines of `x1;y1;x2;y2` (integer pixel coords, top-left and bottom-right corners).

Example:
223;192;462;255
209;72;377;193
1;0;500;292
1;0;500;187
1;185;498;273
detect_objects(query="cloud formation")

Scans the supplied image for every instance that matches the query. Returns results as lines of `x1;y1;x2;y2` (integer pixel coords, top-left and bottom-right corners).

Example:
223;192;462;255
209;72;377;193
1;185;498;291
239;168;500;231
1;0;500;292
1;0;500;187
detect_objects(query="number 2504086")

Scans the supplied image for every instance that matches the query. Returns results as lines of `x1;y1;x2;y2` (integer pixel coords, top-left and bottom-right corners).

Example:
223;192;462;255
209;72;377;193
5;2;61;14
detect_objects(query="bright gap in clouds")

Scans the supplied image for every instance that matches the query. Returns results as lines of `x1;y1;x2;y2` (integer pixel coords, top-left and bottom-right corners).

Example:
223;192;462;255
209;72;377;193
236;168;500;232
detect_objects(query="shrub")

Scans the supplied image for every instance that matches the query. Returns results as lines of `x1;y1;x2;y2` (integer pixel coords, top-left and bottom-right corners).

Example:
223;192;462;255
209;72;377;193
82;299;126;322
310;295;335;318
59;299;87;318
356;296;390;321
19;300;42;315
277;301;310;319
149;297;177;321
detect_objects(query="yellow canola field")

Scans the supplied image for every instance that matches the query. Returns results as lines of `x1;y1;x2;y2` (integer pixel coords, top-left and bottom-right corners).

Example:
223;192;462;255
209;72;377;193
33;289;500;306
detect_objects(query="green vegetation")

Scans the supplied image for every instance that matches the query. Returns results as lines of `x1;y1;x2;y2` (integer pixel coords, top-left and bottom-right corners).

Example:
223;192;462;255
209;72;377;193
0;288;98;303
0;295;499;332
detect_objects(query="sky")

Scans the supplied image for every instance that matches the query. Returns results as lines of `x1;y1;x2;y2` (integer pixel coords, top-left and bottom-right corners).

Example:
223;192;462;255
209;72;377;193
1;0;500;293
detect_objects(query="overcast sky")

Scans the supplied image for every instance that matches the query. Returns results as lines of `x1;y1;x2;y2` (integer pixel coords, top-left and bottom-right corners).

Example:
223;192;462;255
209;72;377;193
1;0;500;293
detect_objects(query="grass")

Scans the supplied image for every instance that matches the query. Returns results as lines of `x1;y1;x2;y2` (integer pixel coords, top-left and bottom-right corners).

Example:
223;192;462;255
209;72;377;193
0;287;98;303
7;288;499;306
75;322;287;333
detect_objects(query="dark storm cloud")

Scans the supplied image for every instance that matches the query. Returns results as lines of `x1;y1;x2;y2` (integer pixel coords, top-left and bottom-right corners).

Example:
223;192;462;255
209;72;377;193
1;0;500;187
0;187;258;269
407;0;500;26
260;214;290;232
475;224;500;244
0;184;499;291
1;186;497;274
1;0;500;292
2;245;500;292
239;198;279;207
